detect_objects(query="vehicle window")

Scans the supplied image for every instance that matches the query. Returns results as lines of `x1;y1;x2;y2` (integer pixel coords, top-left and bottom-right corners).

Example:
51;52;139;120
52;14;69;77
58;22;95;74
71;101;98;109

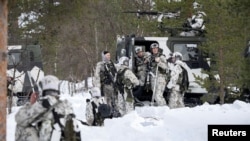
8;52;21;65
173;43;199;61
30;51;34;61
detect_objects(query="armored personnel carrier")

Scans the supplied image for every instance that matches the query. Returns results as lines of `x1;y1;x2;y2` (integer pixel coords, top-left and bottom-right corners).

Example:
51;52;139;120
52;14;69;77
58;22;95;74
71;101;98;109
7;45;44;105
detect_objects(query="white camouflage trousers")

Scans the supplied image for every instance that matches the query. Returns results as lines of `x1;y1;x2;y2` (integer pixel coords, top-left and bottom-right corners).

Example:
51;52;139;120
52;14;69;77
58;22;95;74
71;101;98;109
168;85;185;109
151;75;167;106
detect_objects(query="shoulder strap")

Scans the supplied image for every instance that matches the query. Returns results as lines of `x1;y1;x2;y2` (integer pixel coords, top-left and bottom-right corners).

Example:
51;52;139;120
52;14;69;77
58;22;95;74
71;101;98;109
116;68;128;94
117;68;128;85
31;100;62;125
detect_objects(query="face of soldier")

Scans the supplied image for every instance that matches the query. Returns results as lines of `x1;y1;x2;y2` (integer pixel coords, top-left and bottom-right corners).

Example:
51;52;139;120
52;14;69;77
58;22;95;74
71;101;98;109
137;51;144;57
105;53;111;61
151;47;159;55
172;56;176;63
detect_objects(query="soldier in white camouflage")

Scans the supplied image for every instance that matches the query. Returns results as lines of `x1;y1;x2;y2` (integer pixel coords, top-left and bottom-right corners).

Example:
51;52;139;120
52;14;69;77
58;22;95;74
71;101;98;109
116;56;140;115
167;52;188;109
133;46;151;104
134;46;148;86
93;51;120;117
148;43;168;106
15;75;80;141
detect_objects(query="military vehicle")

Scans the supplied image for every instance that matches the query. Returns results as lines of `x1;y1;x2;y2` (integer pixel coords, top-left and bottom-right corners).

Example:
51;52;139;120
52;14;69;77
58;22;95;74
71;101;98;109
115;8;212;106
7;45;44;106
116;34;211;105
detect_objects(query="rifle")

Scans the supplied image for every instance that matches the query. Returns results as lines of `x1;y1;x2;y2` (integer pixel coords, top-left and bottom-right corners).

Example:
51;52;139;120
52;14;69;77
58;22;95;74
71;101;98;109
104;63;121;117
104;62;117;86
123;10;180;21
31;100;62;126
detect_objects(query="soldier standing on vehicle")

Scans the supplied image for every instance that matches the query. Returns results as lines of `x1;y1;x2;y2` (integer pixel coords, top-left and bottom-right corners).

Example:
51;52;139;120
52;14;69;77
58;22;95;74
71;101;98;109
167;52;189;109
180;1;206;37
93;51;121;117
149;43;168;106
116;56;140;115
15;75;81;141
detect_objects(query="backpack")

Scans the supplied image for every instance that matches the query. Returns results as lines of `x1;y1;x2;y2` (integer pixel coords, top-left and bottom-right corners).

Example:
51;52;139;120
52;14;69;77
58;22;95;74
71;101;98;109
91;101;112;126
116;68;129;94
177;66;189;92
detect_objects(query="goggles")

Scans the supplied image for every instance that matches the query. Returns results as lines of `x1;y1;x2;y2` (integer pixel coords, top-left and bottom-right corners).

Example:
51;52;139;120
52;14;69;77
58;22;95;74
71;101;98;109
150;43;159;49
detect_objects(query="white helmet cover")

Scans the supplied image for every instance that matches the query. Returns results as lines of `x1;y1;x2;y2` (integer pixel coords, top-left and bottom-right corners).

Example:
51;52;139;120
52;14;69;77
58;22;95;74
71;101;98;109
150;43;159;49
41;75;59;91
135;46;143;53
173;52;183;60
119;56;129;66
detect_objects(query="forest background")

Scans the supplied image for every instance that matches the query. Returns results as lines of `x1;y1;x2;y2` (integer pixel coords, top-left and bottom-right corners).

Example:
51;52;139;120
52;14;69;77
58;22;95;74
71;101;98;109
7;0;250;99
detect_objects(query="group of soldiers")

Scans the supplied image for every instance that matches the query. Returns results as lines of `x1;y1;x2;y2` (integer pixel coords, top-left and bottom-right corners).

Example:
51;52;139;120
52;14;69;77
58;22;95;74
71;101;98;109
14;43;188;141
85;42;188;126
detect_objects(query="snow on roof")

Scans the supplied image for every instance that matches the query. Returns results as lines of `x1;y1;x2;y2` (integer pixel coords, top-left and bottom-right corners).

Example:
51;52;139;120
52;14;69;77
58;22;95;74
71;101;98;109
8;45;22;50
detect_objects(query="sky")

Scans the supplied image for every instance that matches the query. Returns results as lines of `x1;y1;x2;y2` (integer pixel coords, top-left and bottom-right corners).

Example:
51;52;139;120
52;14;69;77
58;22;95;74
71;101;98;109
7;80;250;141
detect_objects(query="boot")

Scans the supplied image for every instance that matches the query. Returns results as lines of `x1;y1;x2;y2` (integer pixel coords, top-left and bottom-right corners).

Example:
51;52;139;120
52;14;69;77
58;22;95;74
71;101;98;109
134;97;144;107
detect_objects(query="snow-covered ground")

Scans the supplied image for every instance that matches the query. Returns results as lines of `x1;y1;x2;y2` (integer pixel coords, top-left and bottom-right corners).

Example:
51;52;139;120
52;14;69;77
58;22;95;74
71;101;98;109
7;80;250;141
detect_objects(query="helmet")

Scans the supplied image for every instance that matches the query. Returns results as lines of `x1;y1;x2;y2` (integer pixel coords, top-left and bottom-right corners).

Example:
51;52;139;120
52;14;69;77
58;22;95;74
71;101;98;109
193;1;202;9
173;52;183;61
150;43;159;49
135;46;143;53
90;87;101;97
40;75;59;92
119;56;129;66
121;49;126;56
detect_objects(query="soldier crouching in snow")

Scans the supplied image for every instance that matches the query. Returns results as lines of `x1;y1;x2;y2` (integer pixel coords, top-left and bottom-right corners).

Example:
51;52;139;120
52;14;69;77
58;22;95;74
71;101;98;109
116;56;140;115
85;87;112;126
15;75;81;141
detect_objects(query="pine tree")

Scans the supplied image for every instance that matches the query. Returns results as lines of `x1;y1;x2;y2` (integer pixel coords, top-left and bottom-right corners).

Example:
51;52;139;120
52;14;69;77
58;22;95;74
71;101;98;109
202;0;247;104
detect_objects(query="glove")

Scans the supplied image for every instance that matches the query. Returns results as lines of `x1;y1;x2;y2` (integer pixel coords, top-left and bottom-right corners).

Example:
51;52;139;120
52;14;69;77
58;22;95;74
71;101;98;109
30;92;39;105
41;99;51;109
167;83;174;89
125;79;133;89
86;99;90;103
155;57;160;63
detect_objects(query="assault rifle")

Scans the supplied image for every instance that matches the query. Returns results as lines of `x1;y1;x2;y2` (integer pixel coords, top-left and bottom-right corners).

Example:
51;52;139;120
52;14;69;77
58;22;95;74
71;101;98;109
123;10;180;22
104;62;121;117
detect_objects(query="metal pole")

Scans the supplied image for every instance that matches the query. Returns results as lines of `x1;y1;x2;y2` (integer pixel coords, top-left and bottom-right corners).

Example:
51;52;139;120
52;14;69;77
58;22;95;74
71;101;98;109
151;64;159;106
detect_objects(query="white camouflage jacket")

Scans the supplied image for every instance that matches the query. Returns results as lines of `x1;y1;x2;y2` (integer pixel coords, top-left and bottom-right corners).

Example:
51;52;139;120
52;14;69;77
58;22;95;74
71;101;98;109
15;94;74;141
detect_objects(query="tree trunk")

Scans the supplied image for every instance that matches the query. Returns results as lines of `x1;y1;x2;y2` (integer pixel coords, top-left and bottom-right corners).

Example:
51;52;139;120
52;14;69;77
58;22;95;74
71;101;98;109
219;46;225;104
0;0;8;140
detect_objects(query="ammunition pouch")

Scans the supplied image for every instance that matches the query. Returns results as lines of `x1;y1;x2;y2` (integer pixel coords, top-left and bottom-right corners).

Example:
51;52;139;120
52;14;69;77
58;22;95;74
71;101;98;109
158;67;166;74
124;79;133;89
100;72;112;85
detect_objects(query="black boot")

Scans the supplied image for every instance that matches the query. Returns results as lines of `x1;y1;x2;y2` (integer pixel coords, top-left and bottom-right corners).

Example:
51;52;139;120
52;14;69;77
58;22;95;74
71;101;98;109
134;97;144;107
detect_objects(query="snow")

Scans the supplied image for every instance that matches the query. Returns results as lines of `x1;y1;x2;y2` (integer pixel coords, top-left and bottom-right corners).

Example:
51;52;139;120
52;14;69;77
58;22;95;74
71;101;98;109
7;80;250;141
